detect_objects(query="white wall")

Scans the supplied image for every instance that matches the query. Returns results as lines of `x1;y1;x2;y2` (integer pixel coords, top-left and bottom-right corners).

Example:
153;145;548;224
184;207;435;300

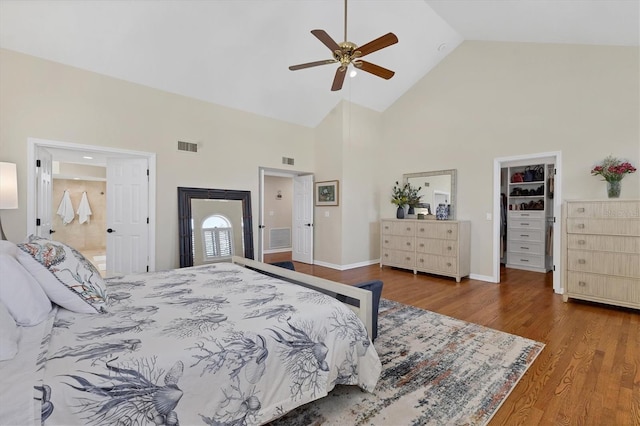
380;41;640;277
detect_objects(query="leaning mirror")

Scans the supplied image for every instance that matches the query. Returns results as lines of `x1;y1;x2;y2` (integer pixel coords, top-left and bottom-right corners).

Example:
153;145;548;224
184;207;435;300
178;187;254;267
403;169;457;220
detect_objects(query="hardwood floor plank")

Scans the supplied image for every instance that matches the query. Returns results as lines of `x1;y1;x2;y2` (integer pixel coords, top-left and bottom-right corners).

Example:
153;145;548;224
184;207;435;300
262;253;639;424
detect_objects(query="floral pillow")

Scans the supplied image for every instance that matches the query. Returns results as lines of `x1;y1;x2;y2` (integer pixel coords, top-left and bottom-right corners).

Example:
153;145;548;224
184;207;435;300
16;236;108;314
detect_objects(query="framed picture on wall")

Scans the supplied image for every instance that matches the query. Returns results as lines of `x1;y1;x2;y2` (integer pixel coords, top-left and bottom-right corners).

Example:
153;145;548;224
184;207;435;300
315;180;339;206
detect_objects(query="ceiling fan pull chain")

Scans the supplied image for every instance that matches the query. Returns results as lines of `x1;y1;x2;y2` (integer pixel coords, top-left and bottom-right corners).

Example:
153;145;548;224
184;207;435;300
344;0;348;43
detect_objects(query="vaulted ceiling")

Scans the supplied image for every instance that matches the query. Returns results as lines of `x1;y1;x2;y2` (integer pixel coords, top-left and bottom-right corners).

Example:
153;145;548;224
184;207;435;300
1;0;638;128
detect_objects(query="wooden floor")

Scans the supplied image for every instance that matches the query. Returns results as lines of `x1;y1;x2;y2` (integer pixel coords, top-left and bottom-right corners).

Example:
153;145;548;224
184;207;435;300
264;252;639;425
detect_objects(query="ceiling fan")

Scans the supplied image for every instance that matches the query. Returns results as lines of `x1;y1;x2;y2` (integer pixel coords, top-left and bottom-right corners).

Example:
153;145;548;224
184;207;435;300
288;0;398;91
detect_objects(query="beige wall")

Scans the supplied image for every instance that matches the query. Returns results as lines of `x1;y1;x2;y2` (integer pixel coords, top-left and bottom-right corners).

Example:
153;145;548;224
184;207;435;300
381;41;640;277
51;178;107;251
263;175;293;250
0;49;315;270
1;41;638;276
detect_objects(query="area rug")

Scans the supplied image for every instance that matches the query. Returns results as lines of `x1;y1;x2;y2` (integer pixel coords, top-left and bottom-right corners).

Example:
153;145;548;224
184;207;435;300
269;299;544;426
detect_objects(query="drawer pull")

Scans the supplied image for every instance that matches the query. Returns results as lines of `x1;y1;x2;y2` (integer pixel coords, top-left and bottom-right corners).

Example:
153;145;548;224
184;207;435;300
405;257;411;261
406;227;411;231
384;240;389;243
577;207;585;213
384;226;389;230
577;223;585;229
578;259;586;264
520;246;529;250
419;243;425;247
419;259;424;263
521;213;530;216
578;281;586;287
420;228;425;232
406;242;411;246
447;246;452;251
447;229;453;234
384;254;388;257
520;259;529;262
520;234;529;237
520;223;530;226
446;262;452;267
578;240;586;245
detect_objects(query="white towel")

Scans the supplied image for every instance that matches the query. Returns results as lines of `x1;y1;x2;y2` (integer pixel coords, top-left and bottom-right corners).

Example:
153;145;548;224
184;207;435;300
56;190;74;225
77;192;93;224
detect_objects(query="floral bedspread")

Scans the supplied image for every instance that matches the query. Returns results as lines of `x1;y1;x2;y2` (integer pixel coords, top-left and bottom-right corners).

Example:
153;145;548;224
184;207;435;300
38;262;381;425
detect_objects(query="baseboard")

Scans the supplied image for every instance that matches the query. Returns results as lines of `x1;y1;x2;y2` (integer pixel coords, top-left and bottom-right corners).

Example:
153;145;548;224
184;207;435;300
469;273;498;283
312;258;380;271
263;248;292;254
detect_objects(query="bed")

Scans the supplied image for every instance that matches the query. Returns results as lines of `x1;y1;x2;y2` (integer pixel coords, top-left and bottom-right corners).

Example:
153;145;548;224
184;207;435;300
0;238;382;426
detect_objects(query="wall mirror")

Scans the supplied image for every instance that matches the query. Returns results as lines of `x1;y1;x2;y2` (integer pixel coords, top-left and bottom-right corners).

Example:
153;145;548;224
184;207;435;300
178;187;254;267
403;169;457;220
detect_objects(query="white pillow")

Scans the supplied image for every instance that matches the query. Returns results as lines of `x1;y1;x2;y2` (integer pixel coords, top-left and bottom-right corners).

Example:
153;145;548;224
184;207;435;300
0;254;52;326
0;301;19;361
0;240;17;257
16;236;108;314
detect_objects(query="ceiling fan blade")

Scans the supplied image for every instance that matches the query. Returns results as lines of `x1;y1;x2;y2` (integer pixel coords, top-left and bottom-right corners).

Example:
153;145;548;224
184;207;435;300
355;60;395;80
311;29;341;52
331;67;347;91
289;59;337;71
356;32;398;58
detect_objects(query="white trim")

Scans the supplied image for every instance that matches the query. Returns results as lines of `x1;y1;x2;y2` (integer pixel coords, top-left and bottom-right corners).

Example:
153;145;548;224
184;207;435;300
492;151;563;293
263;248;292;254
469;273;496;283
27;137;157;272
314;258;380;271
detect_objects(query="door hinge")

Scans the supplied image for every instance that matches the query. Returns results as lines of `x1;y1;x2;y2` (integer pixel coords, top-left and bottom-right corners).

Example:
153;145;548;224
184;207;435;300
147;169;149;176
554;168;557;175
553;265;556;271
553;216;556;223
36;218;41;226
36;159;41;167
146;265;149;272
147;217;149;224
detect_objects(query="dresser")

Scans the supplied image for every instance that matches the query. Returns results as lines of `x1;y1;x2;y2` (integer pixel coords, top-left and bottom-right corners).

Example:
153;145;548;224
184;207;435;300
380;219;471;282
562;200;640;309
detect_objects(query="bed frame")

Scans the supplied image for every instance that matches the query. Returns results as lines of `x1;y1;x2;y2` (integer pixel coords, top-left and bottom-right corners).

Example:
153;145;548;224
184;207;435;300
232;256;373;337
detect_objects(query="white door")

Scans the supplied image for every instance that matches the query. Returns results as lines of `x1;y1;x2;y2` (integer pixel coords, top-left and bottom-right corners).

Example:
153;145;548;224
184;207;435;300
35;147;53;238
292;174;313;264
258;169;265;262
106;158;149;276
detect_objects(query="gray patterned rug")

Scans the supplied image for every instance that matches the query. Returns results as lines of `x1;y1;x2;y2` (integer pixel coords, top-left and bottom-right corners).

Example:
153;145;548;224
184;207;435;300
269;299;544;426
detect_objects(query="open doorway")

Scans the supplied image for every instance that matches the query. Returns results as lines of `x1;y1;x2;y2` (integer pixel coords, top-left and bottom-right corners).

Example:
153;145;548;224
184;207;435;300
258;168;314;263
27;138;157;275
493;151;563;293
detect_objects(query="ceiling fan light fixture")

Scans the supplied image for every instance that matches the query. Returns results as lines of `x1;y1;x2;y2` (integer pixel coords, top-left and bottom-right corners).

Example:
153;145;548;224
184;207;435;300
349;68;357;78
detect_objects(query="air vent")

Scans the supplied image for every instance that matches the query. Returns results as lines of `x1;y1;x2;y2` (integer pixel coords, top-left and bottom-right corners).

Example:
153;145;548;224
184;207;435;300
178;141;198;153
282;156;294;166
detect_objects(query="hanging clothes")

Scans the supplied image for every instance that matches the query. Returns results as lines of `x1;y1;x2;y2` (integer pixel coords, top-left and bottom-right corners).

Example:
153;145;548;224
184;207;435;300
57;190;74;225
77;191;93;224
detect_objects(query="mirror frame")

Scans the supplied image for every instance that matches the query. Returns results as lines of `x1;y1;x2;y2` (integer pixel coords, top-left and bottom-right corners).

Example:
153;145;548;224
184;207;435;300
403;169;457;220
178;187;254;267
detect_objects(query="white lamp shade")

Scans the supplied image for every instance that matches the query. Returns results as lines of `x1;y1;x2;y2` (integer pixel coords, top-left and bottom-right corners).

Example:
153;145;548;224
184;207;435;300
0;162;18;210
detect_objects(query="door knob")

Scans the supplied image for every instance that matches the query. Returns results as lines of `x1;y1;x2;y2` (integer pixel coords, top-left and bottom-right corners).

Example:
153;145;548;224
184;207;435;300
107;228;115;233
305;223;313;227
49;229;56;234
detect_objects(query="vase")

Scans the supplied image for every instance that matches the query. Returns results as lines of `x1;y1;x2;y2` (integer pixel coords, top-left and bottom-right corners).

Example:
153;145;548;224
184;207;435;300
436;204;449;220
607;180;621;198
396;206;405;219
407;206;415;215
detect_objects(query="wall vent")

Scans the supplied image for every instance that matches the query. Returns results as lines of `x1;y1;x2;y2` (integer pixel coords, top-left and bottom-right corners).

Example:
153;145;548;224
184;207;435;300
282;156;294;166
178;141;198;152
269;227;291;249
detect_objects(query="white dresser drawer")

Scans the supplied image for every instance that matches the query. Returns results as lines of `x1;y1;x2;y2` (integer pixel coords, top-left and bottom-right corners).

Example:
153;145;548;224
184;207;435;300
567;234;640;254
508;241;545;255
567;272;640;305
416;238;457;256
416;254;458;274
507;229;544;243
416;222;458;240
508;218;544;231
567;201;640;219
381;235;414;251
567;250;640;278
508;252;544;268
381;249;415;268
566;218;640;236
509;210;545;219
382;221;415;236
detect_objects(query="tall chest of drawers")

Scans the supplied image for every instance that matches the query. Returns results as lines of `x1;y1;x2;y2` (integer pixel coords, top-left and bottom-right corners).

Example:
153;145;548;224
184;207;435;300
380;219;471;282
562;200;640;309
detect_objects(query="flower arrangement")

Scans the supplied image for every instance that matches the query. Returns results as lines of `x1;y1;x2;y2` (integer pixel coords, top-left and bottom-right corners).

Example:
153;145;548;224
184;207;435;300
591;155;636;182
407;183;422;208
391;181;409;207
